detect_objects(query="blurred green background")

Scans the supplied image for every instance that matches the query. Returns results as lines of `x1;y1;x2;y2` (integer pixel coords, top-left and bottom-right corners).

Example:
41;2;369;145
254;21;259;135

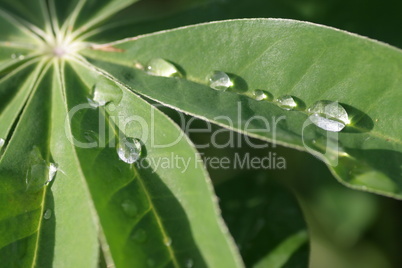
141;1;402;267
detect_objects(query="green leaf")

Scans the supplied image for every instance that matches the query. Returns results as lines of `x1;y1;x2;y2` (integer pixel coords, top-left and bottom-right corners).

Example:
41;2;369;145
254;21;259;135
0;56;243;267
0;61;100;267
57;58;242;267
0;1;243;266
83;18;402;199
215;172;309;267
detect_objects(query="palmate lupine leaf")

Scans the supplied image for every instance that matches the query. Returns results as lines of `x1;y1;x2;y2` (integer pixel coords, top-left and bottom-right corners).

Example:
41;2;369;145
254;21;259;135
0;0;252;267
83;19;402;200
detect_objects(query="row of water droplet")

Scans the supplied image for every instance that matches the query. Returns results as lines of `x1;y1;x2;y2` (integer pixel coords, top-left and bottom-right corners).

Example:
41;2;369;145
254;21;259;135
142;58;351;132
11;53;25;60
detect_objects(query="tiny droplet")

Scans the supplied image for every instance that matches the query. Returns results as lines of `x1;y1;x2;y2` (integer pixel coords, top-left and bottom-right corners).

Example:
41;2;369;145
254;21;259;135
146;58;181;77
117;137;142;164
163;236;172;247
0;138;5;148
185;258;194;268
208;71;233;91
121;199;138;217
132;229;147;243
252;90;271;101
43;209;52;220
46;163;57;185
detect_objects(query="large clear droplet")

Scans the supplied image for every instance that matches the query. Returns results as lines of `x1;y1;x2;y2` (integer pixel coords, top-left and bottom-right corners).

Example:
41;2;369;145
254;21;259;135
45;163;58;186
43;209;52;220
276;95;297;110
117;137;142;164
308;101;350;132
121;199;138;217
208;71;233;91
132;229;147;243
146;58;181;77
252;90;271;101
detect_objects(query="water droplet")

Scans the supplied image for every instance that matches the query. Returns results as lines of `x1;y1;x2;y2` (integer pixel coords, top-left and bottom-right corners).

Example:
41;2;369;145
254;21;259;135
26;163;48;192
11;53;24;60
133;60;144;70
163;236;172;247
252;90;271;101
185;258;194;268
45;163;57;185
308;101;350;132
25;148;48;192
43;209;52;220
208;71;233;91
146;58;181;77
276;95;297;110
89;78;123;107
132;229;147;243
121;199;138;217
117;137;142;164
88;92;106;108
0;138;5;148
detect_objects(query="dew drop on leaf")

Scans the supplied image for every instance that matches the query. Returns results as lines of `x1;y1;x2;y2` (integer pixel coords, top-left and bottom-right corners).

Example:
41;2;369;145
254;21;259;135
146;58;181;77
120;199;138;217
117;137;142;164
26;163;51;192
208;71;233;91
89;78;123;107
276;95;297;110
0;138;5;149
88;89;107;108
308;100;349;132
185;258;194;268
45;163;58;186
26;147;58;192
163;236;172;247
252;89;271;101
43;209;52;220
11;53;24;60
132;229;147;243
